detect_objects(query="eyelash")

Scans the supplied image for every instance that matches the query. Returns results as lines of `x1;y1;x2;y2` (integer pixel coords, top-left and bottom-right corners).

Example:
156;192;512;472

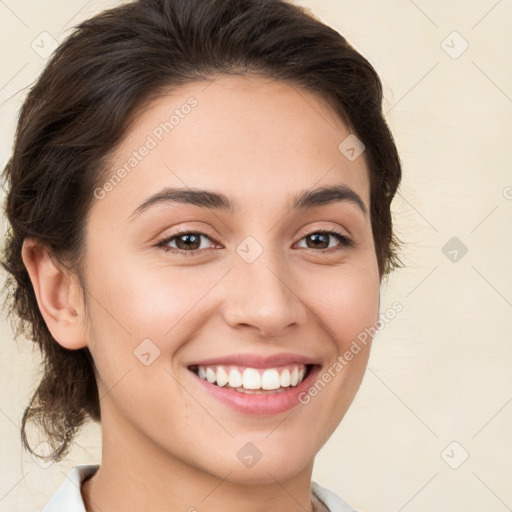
155;229;353;256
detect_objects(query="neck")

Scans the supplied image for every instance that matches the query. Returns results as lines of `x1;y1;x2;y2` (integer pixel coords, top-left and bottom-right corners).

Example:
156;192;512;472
81;410;317;512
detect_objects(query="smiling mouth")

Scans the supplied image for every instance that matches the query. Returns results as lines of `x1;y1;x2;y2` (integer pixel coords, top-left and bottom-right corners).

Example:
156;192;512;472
188;363;315;394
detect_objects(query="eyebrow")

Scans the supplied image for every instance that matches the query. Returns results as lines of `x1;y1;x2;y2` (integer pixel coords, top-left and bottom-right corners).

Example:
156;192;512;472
129;183;368;220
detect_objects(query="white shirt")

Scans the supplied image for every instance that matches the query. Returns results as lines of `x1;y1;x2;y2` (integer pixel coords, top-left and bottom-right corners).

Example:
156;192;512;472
41;464;357;512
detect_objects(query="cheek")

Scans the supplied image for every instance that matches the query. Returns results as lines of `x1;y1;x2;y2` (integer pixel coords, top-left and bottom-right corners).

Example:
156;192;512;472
85;254;216;338
85;249;379;353
300;263;380;351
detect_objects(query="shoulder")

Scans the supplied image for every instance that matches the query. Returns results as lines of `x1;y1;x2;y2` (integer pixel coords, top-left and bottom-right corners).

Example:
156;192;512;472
311;480;359;512
41;464;100;512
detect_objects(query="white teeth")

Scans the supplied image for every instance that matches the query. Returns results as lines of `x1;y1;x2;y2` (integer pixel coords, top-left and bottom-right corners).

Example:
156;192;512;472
194;363;310;391
280;368;291;387
216;366;229;387
261;369;280;390
206;367;216;383
228;368;243;388
243;368;261;389
290;366;299;386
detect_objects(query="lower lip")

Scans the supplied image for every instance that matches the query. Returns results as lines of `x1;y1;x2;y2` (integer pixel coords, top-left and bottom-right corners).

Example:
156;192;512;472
190;365;321;415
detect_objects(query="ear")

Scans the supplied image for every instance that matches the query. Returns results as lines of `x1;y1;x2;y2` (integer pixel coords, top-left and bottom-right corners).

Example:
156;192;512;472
21;238;87;350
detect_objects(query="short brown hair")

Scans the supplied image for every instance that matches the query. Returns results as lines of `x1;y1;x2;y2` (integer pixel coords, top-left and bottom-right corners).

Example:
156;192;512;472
1;0;402;463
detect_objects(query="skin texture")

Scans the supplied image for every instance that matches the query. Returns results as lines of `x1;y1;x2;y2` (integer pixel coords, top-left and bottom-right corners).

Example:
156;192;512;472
22;74;381;512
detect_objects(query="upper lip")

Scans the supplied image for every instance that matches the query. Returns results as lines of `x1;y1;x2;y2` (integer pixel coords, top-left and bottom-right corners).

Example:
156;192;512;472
187;352;321;369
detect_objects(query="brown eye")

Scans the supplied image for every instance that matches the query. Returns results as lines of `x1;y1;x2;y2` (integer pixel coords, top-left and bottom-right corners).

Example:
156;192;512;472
157;231;216;254
296;230;353;252
173;233;202;250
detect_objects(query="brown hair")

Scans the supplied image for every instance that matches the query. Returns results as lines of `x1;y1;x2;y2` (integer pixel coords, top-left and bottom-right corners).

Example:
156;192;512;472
1;0;402;463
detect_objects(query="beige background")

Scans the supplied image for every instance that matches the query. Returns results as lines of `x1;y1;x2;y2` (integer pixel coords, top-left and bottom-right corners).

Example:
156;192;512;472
1;1;511;511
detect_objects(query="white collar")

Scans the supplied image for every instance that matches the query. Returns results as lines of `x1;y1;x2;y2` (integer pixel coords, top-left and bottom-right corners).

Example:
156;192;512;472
311;480;358;511
41;464;357;512
41;464;99;512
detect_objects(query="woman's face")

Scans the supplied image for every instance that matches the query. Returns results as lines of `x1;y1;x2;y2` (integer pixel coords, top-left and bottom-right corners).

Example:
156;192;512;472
80;74;380;483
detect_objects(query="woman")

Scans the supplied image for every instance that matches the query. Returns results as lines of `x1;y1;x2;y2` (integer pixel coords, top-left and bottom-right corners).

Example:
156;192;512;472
1;0;402;510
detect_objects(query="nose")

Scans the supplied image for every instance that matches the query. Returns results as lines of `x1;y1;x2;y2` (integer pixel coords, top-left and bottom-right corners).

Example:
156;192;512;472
220;250;308;338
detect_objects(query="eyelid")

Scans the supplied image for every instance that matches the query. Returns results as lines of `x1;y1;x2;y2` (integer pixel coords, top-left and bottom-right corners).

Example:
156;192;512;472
296;224;351;241
155;225;354;255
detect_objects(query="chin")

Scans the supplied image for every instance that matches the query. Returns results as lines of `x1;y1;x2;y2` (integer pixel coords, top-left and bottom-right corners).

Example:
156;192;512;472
206;436;317;485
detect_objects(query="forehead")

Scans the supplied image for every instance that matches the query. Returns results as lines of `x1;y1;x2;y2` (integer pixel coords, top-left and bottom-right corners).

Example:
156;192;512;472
93;74;370;220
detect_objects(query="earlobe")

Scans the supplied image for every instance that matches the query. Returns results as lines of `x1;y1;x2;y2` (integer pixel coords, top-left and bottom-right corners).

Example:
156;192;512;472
21;238;87;350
